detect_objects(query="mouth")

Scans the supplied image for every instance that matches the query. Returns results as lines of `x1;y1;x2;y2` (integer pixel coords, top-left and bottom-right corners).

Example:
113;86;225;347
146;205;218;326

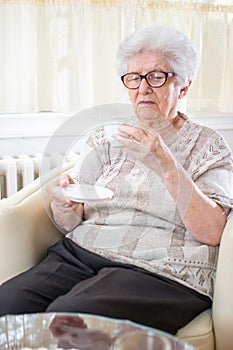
138;100;156;106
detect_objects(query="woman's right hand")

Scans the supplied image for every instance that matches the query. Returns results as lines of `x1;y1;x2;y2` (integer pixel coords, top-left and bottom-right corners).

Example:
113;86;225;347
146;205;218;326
50;174;84;232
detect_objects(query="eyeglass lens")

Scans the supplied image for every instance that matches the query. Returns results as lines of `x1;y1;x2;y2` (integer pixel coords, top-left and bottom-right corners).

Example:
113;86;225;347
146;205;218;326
123;71;167;89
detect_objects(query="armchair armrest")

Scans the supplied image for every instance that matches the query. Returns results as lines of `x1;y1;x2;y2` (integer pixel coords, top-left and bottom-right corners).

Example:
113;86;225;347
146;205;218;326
213;214;233;350
0;163;74;285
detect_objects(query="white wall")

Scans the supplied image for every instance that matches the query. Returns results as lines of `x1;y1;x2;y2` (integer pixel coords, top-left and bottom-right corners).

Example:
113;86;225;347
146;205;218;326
0;113;233;158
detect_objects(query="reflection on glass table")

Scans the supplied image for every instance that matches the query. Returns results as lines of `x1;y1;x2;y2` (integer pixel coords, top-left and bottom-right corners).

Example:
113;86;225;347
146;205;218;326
0;312;197;350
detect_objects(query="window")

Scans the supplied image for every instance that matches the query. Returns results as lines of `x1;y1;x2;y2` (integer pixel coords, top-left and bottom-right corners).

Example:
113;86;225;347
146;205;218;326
0;0;233;116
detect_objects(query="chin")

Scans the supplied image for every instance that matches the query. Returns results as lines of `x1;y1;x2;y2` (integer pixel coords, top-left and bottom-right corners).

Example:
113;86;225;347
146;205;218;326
135;104;161;119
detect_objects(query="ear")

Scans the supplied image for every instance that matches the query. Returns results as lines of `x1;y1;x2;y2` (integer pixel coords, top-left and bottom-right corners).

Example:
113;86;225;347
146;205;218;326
179;80;192;99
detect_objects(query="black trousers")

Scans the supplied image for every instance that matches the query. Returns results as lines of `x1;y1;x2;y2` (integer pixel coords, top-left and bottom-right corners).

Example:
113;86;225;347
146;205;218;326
0;238;211;335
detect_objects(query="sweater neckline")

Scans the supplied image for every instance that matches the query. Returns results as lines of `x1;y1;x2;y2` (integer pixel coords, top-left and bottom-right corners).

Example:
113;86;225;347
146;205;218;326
165;112;192;147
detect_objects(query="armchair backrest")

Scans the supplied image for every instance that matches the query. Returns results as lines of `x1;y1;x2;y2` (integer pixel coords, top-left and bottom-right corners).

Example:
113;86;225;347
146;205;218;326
213;213;233;350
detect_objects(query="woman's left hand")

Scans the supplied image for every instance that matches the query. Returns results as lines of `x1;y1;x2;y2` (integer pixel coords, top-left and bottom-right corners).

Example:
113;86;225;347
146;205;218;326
114;123;174;177
114;123;227;246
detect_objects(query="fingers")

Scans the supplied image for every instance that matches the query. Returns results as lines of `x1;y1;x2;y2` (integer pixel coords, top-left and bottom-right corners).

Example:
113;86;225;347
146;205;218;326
115;126;141;147
51;199;78;210
51;181;78;210
46;174;75;200
116;124;160;151
63;200;80;210
114;125;167;176
60;175;74;190
59;174;75;187
51;193;80;213
50;174;75;202
50;199;84;231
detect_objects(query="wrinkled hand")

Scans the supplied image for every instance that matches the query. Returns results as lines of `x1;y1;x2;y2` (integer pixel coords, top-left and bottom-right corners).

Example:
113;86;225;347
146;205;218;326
114;123;174;177
50;174;84;232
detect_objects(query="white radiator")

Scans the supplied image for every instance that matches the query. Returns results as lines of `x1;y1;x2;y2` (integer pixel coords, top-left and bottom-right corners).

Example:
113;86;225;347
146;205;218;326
0;153;78;199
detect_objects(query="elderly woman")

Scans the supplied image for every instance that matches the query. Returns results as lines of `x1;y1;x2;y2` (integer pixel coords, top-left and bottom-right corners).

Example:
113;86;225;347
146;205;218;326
0;25;232;336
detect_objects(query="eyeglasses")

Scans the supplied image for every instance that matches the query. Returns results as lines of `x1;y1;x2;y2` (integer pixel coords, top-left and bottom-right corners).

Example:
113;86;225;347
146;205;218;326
121;70;176;89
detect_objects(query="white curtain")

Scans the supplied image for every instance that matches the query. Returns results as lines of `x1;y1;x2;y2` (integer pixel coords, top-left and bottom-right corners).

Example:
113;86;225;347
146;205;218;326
0;0;233;115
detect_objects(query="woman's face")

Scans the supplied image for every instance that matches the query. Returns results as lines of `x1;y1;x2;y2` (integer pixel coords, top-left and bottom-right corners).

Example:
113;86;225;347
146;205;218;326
126;50;185;122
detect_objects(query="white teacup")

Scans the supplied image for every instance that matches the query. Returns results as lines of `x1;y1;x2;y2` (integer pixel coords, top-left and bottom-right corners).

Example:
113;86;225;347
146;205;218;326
104;118;134;147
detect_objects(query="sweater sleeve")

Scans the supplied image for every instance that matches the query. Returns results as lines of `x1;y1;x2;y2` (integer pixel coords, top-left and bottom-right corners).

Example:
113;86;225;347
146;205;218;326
189;130;233;209
70;125;111;185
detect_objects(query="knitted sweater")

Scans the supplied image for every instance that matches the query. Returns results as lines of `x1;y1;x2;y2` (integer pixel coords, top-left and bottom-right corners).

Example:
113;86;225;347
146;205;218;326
67;114;233;299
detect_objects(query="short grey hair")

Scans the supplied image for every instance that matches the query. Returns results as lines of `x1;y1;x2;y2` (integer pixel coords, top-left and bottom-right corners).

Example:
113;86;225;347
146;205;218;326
116;25;200;87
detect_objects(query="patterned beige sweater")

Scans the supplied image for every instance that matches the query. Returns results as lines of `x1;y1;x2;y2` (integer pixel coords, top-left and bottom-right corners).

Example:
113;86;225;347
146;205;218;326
67;114;233;299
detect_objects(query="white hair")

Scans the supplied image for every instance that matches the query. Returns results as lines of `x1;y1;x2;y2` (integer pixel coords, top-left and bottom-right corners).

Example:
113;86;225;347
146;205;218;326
116;25;200;87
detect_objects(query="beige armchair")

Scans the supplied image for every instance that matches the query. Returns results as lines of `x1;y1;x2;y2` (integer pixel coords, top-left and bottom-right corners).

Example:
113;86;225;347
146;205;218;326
0;164;232;350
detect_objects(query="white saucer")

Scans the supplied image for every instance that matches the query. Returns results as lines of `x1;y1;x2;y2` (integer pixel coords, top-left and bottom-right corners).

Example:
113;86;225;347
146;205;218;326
55;184;114;202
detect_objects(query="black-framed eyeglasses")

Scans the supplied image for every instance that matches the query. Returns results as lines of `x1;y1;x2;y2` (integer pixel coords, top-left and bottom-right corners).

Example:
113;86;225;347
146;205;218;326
121;70;176;89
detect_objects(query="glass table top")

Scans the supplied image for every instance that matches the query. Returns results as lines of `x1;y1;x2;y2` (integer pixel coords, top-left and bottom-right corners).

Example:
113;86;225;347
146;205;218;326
0;312;197;350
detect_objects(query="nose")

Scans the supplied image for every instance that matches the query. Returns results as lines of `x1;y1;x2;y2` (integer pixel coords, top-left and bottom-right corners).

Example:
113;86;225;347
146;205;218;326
138;77;153;94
